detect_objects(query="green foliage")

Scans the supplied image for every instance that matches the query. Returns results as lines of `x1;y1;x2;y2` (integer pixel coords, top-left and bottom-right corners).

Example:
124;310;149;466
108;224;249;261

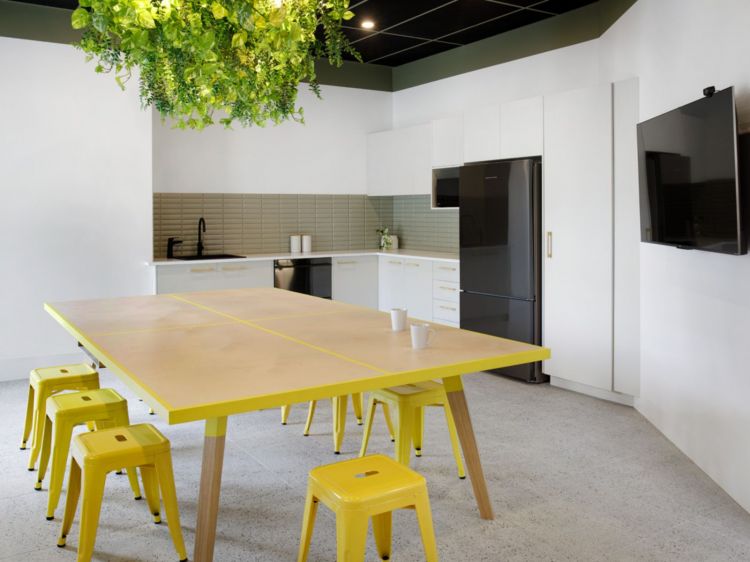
72;0;360;129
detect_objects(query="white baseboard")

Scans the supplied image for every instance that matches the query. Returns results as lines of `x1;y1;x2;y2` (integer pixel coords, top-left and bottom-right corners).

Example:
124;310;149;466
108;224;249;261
0;352;88;382
550;376;635;407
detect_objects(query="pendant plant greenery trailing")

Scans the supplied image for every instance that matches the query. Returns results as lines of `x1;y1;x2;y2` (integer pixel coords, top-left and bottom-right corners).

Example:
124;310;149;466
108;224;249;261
71;0;359;129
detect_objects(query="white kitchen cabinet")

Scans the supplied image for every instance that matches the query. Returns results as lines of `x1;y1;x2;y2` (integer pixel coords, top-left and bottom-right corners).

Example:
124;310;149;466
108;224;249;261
378;256;406;312
500;96;543;159
366;124;431;196
431;117;463;168
432;261;460;327
542;83;613;391
155;260;274;294
378;255;434;322
332;255;378;309
463;103;501;163
402;258;433;321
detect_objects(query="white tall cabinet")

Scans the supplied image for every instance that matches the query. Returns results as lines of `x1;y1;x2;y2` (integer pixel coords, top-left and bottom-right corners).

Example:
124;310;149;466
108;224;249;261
542;83;614;391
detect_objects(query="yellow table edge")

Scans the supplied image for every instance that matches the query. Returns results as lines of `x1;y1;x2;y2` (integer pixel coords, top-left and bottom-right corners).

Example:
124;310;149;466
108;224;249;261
44;300;550;425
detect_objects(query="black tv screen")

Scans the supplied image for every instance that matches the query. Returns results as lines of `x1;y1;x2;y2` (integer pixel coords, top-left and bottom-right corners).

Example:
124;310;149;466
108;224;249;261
637;87;746;255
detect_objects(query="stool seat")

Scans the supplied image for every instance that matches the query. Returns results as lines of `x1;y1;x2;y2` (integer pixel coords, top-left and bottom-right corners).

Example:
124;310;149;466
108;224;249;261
59;423;187;562
72;423;170;470
37;388;142;520
31;364;98;385
298;455;439;562
22;363;100;470
311;455;425;506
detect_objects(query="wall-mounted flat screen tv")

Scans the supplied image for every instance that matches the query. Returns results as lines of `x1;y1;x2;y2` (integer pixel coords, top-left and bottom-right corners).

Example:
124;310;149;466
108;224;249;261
637;86;746;255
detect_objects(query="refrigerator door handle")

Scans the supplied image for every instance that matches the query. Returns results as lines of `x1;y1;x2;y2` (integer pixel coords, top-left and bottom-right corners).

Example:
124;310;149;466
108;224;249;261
546;231;552;258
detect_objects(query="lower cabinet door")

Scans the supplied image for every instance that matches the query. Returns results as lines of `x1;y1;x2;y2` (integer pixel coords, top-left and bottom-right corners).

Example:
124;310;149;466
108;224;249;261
332;256;379;309
155;261;273;294
402;259;433;321
378;256;405;312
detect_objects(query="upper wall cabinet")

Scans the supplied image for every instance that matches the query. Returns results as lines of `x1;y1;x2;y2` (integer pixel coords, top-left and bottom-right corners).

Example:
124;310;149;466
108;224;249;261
463;104;501;163
431;117;463;168
367;124;431;196
499;96;543;159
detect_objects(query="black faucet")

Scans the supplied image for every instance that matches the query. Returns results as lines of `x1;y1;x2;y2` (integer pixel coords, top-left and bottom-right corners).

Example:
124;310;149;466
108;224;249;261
197;217;206;257
166;237;183;259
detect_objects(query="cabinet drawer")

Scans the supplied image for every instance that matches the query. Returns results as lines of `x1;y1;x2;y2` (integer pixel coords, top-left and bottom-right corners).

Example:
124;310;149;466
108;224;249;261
433;300;460;324
432;261;460;282
433;280;459;303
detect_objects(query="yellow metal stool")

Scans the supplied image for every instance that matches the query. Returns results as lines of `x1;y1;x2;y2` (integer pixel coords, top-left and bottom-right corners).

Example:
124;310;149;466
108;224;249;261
359;381;466;479
282;394;366;454
36;388;142;520
297;454;439;562
57;423;187;562
21;364;100;470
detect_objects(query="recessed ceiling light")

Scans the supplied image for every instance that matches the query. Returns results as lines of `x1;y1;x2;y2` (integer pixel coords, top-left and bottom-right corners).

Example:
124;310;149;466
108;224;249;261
361;20;375;30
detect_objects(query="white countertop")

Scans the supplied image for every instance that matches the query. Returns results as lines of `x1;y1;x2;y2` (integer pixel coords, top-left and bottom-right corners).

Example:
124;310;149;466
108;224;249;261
149;248;459;266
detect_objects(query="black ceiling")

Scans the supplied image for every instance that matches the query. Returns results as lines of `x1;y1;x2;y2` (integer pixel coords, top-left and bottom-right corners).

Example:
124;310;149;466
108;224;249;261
11;0;599;67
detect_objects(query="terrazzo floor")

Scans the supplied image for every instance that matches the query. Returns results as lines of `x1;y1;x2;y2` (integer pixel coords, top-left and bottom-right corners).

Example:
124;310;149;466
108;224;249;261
1;371;749;561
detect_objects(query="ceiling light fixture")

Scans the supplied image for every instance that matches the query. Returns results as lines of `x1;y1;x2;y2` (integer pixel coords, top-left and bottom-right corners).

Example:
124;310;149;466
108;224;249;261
361;20;375;29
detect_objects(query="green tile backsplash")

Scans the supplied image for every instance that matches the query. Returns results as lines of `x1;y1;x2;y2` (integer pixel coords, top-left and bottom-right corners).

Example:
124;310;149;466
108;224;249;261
153;193;456;258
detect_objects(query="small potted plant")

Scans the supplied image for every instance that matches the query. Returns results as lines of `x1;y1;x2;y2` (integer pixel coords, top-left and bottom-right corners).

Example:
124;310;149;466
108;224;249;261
377;227;393;250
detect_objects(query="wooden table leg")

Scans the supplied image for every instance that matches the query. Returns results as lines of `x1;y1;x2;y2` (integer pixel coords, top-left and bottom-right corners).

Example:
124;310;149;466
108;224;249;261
194;417;227;562
443;376;494;520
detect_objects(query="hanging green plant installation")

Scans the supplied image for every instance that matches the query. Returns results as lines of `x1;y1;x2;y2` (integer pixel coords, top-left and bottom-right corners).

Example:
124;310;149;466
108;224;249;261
71;0;359;129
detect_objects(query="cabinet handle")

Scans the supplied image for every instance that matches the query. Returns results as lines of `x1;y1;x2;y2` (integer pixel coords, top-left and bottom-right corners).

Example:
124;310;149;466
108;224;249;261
222;265;248;272
190;267;216;273
439;305;457;311
439;286;457;291
388;260;402;265
336;260;357;265
546;232;552;258
438;266;457;271
405;262;420;267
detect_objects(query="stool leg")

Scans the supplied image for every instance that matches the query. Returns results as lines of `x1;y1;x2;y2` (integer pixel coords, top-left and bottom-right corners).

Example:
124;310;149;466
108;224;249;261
303;401;317;436
47;418;74;519
21;384;35;450
77;465;107;562
336;512;368;562
352;393;363;425
381;403;395;443
112;409;143;500
332;395;348;454
296;486;319;562
443;404;466;479
359;396;377;457
414;488;439;562
155;453;188;562
413;406;424;457
372;511;393;560
57;458;81;547
395;402;415;466
140;465;162;524
36;415;54;491
281;404;292;425
27;390;48;470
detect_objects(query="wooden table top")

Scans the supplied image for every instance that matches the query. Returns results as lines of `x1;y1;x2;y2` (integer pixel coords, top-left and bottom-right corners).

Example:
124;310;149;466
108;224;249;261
46;288;549;424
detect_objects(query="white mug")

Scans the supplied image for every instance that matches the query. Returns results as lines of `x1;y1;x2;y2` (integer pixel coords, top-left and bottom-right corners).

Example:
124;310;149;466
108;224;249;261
410;323;436;349
390;308;407;332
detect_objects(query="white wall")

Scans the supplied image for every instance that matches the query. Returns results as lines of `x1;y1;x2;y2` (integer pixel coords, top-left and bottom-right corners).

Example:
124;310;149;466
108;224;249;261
0;37;153;381
598;0;750;514
153;85;392;194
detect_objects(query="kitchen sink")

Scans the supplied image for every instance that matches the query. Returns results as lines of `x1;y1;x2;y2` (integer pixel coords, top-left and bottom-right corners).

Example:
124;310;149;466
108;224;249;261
175;254;245;261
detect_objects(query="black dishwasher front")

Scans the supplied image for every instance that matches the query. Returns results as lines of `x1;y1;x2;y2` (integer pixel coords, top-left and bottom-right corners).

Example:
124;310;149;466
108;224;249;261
273;258;332;299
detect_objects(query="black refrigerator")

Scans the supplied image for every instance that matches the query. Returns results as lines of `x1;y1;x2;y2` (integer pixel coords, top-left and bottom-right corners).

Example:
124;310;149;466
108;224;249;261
459;158;546;383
